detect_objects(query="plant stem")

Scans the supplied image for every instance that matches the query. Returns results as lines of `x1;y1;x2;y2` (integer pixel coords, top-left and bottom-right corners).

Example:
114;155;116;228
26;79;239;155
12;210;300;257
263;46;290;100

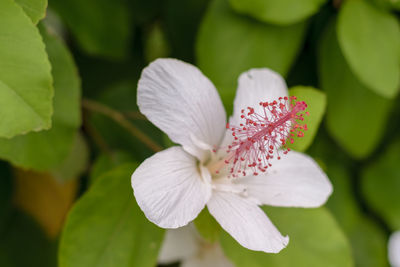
124;111;147;120
82;110;112;155
82;99;162;153
333;0;343;8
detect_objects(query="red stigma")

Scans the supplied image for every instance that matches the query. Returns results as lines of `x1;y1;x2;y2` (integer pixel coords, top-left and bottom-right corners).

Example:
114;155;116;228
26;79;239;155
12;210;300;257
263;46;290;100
225;96;308;178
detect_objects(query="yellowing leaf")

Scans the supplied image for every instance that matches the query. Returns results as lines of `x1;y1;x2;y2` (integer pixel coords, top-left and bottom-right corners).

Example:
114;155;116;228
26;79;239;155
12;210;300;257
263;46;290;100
13;169;78;238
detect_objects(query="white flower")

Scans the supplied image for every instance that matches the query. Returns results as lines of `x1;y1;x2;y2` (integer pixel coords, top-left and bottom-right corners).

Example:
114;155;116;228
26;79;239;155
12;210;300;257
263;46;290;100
389;231;400;267
131;58;333;253
158;225;234;267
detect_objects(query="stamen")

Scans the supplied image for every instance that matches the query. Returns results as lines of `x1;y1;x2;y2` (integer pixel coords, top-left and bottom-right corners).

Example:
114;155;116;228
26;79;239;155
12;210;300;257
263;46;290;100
223;96;308;178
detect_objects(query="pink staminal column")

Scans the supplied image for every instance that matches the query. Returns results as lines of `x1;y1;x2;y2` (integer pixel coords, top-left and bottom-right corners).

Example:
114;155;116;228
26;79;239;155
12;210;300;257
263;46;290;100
224;96;309;178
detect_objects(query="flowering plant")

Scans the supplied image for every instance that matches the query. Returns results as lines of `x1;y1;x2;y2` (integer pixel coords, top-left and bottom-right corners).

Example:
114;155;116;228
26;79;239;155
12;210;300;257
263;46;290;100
131;58;332;253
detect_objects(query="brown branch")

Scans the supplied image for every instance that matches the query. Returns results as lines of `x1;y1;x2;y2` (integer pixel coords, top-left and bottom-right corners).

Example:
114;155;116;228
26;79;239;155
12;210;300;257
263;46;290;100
82;110;112;155
82;99;162;153
124;111;147;120
333;0;343;9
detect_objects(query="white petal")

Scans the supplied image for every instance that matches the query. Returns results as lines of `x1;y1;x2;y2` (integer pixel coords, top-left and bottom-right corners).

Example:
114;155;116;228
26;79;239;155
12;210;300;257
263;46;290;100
137;58;226;160
236;151;332;208
389;231;400;267
182;243;234;267
231;68;288;125
132;146;212;228
207;191;289;253
158;226;199;264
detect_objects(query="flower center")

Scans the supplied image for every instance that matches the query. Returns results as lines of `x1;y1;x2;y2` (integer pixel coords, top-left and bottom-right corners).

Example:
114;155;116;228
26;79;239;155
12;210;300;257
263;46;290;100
210;96;308;178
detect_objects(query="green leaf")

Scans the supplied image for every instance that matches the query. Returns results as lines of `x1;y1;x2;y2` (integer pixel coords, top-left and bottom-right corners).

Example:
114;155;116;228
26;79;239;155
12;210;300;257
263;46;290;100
318;19;392;159
90;151;135;184
0;0;53;138
51;133;89;182
143;22;170;63
324;163;361;230
196;0;307;113
390;0;400;10
165;0;209;62
309;137;388;267
89;81;163;161
0;210;57;267
366;0;394;10
129;0;162;25
348;220;388;267
13;167;79;238
288;86;326;152
362;139;400;230
0;26;81;170
337;0;400;98
162;134;176;148
221;207;353;267
59;164;164;267
50;0;132;60
194;208;221;243
229;0;326;25
367;0;400;11
326;162;388;267
15;0;48;24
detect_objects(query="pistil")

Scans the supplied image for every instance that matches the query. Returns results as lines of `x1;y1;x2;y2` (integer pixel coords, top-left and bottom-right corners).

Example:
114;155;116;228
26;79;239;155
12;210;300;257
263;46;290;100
208;96;308;178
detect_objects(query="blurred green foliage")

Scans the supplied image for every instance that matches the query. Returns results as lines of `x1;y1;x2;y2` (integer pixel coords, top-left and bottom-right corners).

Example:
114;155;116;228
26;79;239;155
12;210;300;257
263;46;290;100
221;207;353;267
0;0;52;138
230;0;327;25
362;139;400;230
337;0;400;98
0;0;399;266
59;164;164;267
0;25;81;170
318;19;393;159
288;86;326;151
197;0;307;113
15;0;47;24
50;0;133;60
